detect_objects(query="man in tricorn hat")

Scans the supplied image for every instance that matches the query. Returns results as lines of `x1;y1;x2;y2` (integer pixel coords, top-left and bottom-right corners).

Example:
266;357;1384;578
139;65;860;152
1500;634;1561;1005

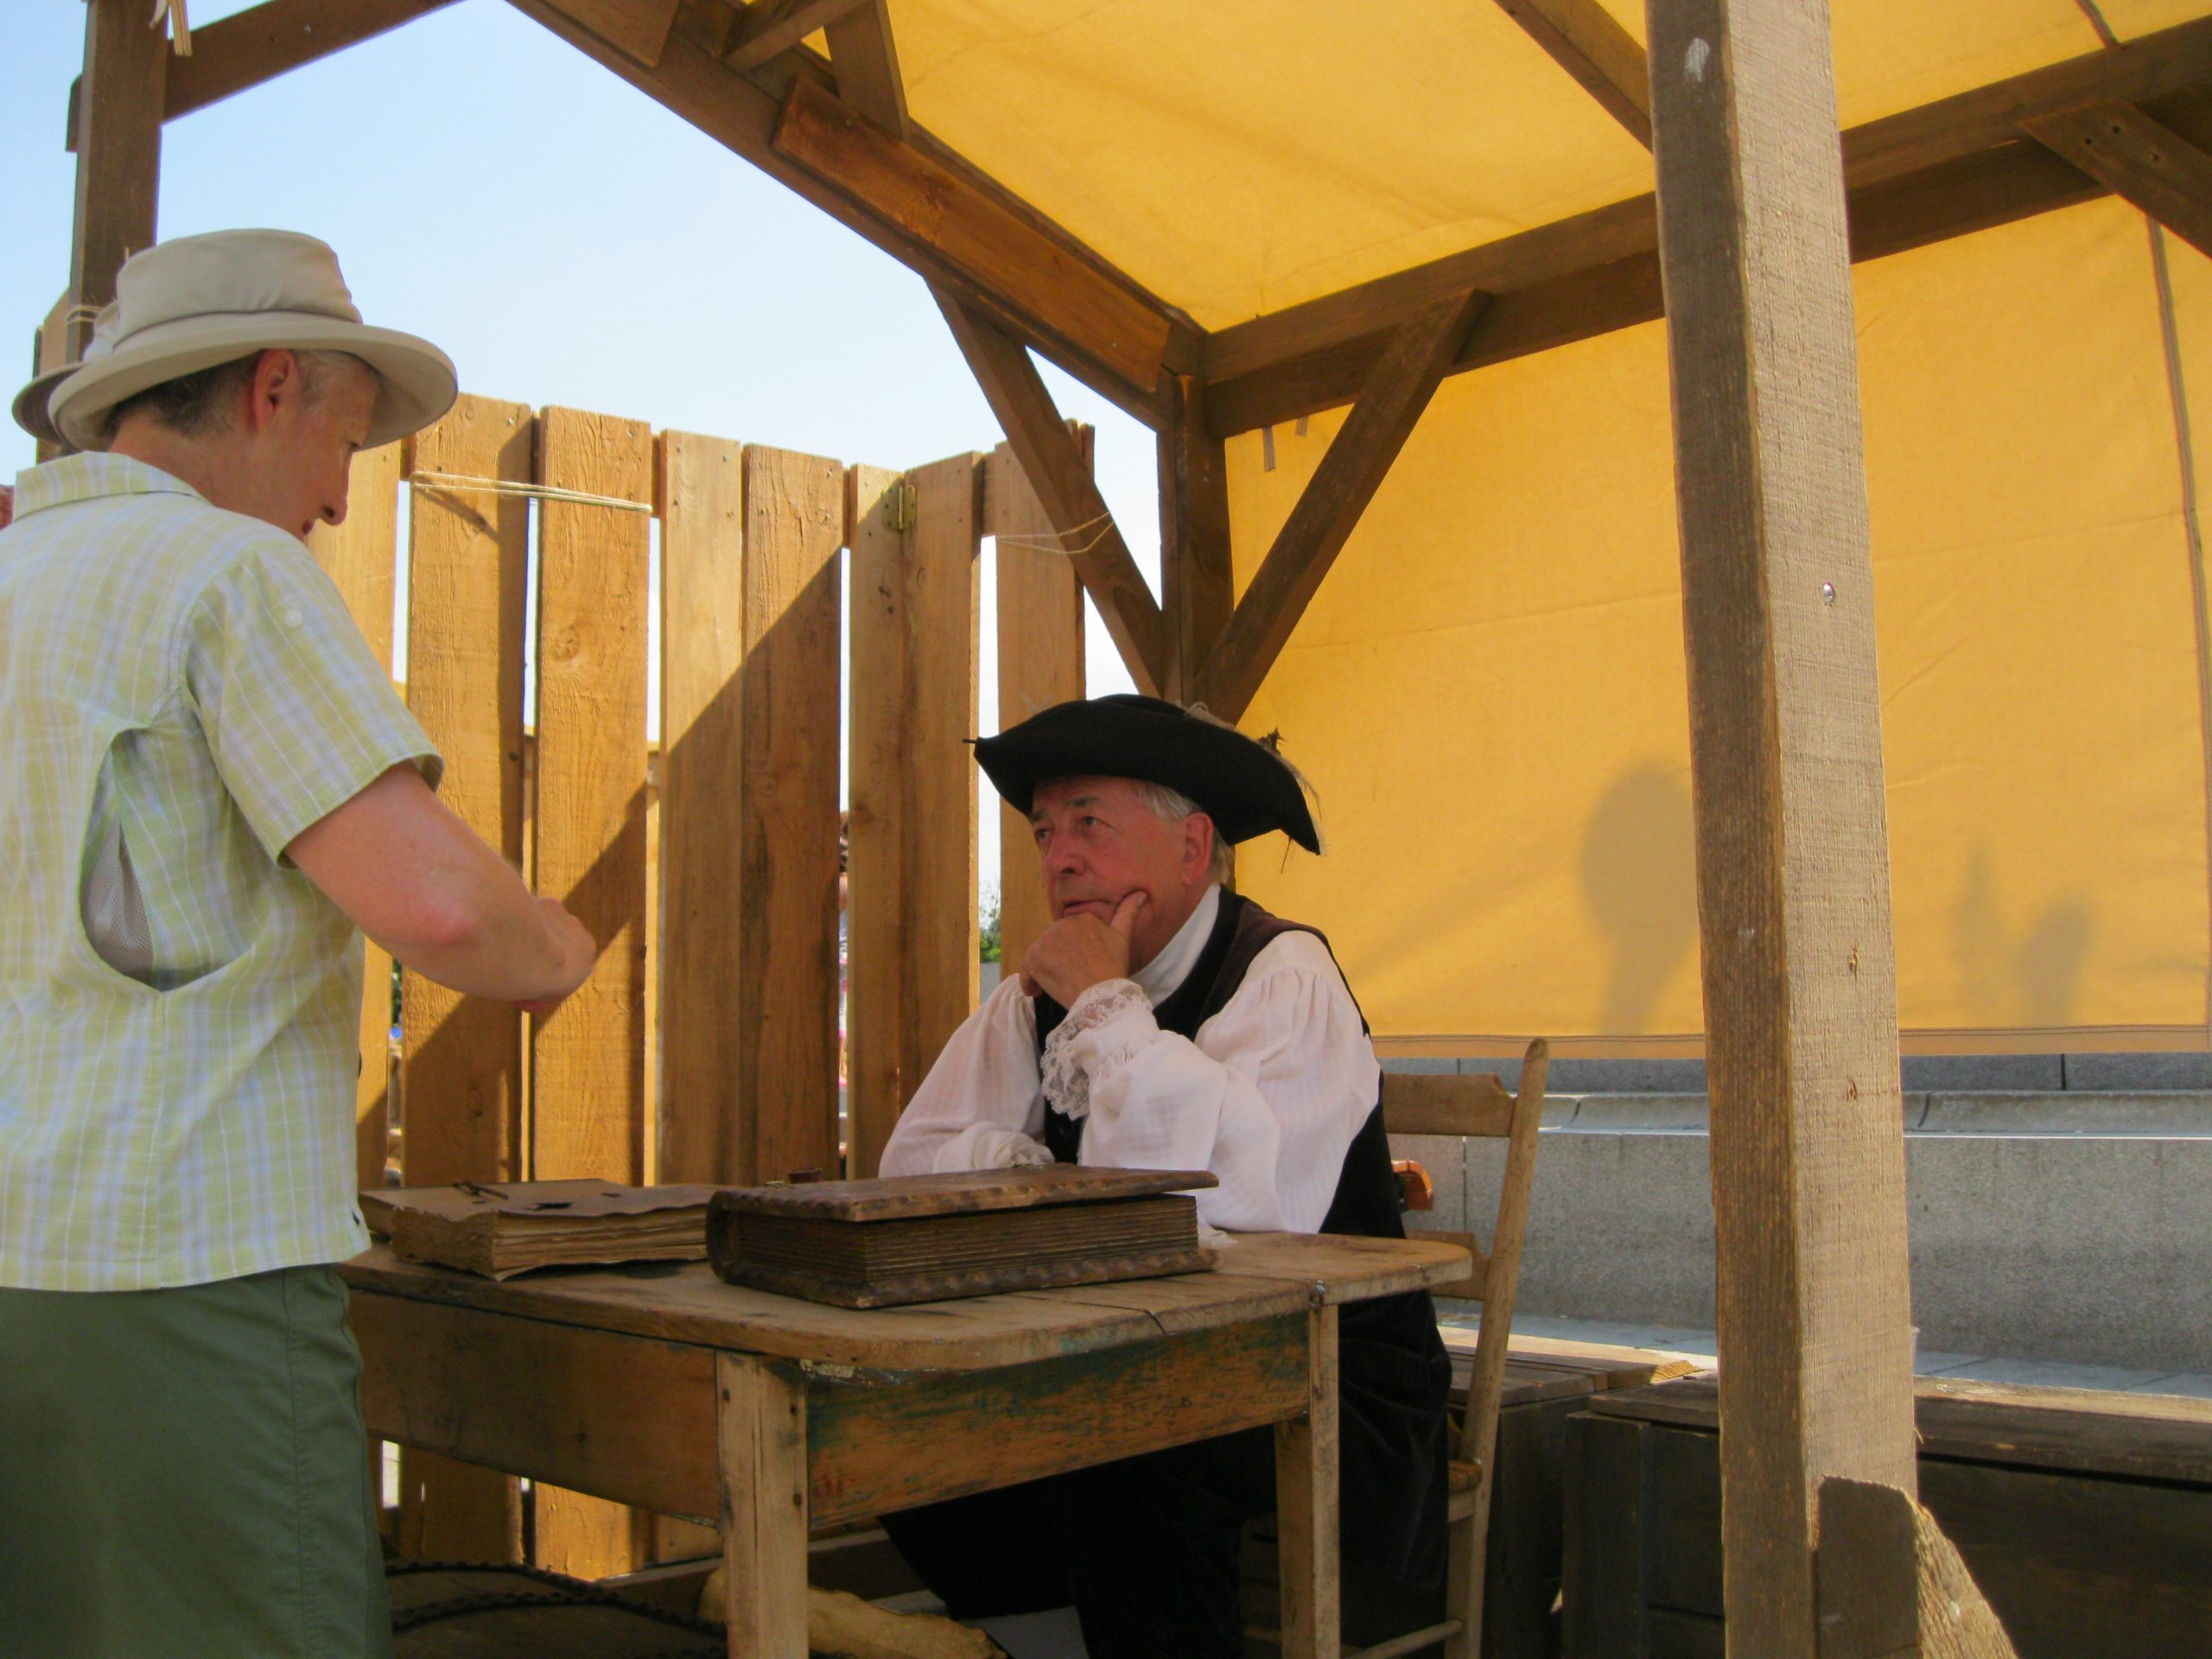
879;694;1451;1658
0;231;597;1656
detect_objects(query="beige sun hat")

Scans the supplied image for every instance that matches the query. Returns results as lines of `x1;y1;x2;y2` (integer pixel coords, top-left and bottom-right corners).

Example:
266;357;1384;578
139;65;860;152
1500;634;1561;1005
35;229;458;452
10;301;118;449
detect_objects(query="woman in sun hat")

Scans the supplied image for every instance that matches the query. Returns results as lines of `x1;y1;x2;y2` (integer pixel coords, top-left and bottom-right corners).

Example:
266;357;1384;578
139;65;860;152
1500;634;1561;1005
0;230;598;1658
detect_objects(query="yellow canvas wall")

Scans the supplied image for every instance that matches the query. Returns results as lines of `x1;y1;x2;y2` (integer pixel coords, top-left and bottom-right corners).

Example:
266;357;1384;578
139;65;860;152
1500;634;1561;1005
1230;199;2212;1054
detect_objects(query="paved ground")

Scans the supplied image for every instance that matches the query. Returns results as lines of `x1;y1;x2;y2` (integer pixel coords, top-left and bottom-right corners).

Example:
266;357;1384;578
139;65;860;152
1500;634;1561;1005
1441;1306;2212;1397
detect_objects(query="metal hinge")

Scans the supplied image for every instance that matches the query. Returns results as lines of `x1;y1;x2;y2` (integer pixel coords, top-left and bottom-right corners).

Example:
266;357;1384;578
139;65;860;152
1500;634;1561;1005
885;479;918;532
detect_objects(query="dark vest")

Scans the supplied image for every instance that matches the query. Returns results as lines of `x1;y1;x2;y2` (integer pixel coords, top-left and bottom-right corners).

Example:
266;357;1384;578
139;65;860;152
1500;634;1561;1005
1033;891;1452;1586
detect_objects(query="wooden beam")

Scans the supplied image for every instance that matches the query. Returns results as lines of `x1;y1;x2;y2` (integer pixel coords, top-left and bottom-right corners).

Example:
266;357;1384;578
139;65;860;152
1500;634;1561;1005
937;290;1168;696
1157;374;1234;705
502;0;1188;424
1844;14;2212;192
162;0;458;122
539;0;682;67
1192;288;1487;723
2019;99;2212;261
1646;0;1919;1652
1202;13;2212;435
776;78;1168;393
823;0;906;137
722;0;863;73
1492;0;1651;147
69;0;166;361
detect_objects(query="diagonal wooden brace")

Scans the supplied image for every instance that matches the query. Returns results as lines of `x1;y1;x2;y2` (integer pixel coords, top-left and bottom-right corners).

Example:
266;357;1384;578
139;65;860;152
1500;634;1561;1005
1192;286;1489;723
937;290;1169;697
2019;99;2212;261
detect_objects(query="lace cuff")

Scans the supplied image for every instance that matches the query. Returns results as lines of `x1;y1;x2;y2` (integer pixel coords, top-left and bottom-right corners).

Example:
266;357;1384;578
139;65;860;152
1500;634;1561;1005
935;1125;1056;1172
1039;978;1151;1121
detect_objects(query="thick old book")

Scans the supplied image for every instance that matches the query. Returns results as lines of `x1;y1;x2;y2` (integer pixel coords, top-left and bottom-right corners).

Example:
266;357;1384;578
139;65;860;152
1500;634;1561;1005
360;1180;720;1279
708;1166;1219;1308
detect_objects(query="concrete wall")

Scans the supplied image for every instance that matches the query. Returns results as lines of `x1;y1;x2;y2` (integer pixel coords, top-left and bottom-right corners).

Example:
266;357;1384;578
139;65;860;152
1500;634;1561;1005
1391;1092;2212;1375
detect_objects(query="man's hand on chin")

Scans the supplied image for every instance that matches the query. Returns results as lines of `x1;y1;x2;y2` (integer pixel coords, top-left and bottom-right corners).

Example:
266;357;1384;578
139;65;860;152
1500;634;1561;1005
1020;891;1147;1005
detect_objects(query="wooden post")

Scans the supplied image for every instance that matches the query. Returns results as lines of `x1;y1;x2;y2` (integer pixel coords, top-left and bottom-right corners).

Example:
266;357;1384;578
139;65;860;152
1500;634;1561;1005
1157;374;1233;707
845;466;906;1179
658;430;748;1185
402;397;531;1191
1644;0;1920;1653
716;1353;810;1659
1274;1305;1341;1659
68;0;166;361
735;446;844;1183
396;394;534;1562
304;442;404;1198
659;438;843;1192
990;441;1086;976
531;404;655;1578
902;453;982;1112
844;456;980;1178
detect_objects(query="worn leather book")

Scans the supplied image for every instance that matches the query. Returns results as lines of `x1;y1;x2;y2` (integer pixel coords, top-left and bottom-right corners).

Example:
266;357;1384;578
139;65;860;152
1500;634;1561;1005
360;1180;720;1279
708;1166;1219;1307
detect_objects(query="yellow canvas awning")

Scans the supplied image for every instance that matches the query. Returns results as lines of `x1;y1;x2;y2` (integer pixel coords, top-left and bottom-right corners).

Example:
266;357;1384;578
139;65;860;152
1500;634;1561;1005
1231;198;2210;1053
880;2;2212;1053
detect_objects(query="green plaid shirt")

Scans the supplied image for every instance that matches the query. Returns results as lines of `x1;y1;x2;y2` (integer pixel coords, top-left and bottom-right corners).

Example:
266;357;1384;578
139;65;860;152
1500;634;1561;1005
0;454;441;1289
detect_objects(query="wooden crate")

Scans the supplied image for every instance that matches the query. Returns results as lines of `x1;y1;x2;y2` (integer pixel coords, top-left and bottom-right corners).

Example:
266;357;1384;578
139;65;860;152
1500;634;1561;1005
1560;1372;2212;1658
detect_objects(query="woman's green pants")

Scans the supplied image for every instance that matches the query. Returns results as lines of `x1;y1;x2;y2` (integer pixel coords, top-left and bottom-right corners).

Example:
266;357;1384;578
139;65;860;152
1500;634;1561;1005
0;1264;391;1658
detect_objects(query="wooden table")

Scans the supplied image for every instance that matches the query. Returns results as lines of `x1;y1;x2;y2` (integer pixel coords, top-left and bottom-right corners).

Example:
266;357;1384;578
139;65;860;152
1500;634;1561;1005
343;1230;1470;1659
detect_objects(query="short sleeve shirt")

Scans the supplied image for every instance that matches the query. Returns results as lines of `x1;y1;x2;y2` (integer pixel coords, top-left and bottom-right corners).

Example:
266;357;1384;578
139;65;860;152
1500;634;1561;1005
0;454;442;1289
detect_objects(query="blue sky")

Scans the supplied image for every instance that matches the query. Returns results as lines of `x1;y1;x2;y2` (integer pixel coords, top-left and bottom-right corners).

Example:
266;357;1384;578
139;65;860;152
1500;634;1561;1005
3;0;1157;896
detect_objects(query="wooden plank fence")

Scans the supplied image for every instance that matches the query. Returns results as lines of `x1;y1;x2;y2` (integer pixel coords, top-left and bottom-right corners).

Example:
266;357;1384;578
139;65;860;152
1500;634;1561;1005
323;394;1086;1577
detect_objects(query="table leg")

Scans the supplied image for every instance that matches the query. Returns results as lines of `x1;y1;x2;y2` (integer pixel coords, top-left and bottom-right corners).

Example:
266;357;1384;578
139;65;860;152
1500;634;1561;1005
1274;1304;1341;1659
716;1352;810;1659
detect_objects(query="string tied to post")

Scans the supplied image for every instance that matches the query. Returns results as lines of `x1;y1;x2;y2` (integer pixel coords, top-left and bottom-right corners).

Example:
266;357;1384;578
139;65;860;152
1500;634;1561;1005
408;470;655;515
995;511;1115;557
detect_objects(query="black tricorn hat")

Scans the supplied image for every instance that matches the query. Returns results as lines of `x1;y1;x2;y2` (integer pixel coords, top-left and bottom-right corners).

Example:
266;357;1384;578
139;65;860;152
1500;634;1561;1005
974;695;1320;853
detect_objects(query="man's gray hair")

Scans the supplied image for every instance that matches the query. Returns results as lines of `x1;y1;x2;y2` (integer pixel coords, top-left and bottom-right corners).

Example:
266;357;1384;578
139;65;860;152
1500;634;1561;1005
1128;780;1236;885
101;348;373;444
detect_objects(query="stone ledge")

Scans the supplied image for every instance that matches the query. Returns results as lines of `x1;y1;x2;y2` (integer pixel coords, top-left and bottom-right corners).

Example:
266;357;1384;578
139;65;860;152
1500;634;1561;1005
1381;1051;2212;1094
1489;1090;2212;1136
1402;1121;2212;1373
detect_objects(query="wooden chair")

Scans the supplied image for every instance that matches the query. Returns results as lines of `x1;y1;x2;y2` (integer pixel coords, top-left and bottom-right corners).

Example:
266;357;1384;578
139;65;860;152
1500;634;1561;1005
1373;1038;1549;1659
1245;1040;1549;1658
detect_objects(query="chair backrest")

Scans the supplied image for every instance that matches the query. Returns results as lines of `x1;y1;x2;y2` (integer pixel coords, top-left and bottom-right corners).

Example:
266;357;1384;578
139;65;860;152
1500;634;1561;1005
1379;1039;1549;1468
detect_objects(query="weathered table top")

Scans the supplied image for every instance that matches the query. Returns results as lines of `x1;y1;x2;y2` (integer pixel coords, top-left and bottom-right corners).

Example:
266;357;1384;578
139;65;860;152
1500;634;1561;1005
340;1230;1471;1373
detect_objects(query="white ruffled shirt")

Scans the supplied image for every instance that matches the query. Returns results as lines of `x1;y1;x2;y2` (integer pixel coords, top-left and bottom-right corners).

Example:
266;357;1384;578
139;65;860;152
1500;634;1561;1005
878;886;1382;1233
